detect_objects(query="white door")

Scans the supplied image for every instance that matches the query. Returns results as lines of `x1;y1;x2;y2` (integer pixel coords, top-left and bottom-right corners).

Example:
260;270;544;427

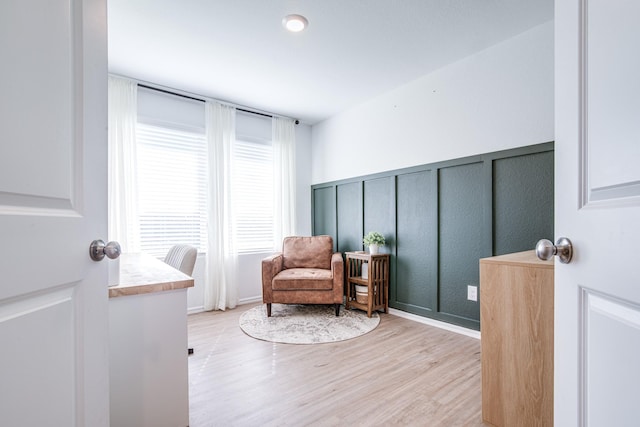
0;1;109;426
555;0;640;425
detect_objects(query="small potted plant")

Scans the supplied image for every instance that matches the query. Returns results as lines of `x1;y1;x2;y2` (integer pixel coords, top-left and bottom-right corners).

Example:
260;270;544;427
363;231;385;254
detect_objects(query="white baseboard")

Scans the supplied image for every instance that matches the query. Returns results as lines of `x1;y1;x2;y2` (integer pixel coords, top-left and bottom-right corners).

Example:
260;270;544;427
388;308;481;340
187;296;262;315
238;296;262;305
188;305;205;315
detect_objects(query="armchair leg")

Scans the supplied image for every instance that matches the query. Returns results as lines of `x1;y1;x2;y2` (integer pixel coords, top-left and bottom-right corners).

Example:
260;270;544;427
266;303;272;317
335;303;340;316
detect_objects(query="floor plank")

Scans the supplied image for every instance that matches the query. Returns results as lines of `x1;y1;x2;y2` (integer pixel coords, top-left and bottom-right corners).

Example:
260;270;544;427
188;303;485;426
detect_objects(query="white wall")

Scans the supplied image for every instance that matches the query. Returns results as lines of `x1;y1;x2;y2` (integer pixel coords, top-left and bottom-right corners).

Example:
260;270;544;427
187;122;312;312
187;251;273;312
295;123;312;236
311;20;554;184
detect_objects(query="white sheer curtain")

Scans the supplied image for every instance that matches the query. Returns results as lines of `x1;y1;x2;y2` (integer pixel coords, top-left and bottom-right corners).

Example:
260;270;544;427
204;101;238;311
108;76;140;253
272;117;297;246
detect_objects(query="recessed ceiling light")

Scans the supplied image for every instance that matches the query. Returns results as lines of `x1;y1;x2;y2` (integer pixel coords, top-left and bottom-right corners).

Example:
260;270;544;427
283;14;308;33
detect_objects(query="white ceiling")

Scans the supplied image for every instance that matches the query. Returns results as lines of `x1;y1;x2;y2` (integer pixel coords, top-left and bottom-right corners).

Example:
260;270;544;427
108;0;553;125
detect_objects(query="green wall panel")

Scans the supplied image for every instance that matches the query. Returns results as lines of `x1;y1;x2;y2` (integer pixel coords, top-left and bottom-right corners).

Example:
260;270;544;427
363;177;397;299
336;182;363;253
363;177;395;254
493;151;554;255
395;171;436;314
438;162;484;327
312;186;336;249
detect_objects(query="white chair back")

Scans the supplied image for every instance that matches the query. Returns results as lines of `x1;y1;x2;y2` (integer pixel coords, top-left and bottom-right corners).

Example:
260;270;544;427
164;244;197;276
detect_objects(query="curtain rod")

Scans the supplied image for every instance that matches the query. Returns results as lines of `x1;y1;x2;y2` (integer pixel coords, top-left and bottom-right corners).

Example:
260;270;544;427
136;83;298;124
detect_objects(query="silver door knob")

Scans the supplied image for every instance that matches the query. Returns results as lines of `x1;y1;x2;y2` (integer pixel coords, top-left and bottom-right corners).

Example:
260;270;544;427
536;237;573;264
89;239;121;261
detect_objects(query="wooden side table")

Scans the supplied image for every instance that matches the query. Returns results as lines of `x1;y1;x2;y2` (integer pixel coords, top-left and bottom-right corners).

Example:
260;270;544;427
345;252;390;318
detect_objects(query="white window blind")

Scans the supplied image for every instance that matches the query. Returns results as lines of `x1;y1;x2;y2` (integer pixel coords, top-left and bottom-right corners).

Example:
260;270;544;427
136;123;208;258
233;138;274;253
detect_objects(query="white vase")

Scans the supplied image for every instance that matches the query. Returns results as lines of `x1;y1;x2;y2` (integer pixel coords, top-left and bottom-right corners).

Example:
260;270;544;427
369;244;379;255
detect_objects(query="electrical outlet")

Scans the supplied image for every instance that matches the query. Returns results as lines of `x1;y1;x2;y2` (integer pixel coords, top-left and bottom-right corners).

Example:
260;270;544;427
467;285;478;302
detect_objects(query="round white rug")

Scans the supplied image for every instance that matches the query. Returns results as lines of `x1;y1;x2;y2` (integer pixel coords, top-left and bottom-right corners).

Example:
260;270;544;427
239;304;380;344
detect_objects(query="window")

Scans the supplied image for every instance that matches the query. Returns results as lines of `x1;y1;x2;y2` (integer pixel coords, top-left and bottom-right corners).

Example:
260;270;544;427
134;89;274;257
135;125;274;257
136;123;208;258
233;137;274;253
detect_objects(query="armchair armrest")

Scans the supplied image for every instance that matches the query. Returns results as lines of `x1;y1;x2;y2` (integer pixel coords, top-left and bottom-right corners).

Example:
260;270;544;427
262;253;284;302
331;252;344;293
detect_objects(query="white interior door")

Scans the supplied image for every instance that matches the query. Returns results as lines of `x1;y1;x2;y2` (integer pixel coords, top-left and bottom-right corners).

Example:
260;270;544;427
555;0;640;425
0;1;109;426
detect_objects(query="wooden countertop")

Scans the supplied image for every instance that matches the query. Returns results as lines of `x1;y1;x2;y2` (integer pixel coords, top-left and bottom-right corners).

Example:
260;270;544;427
109;253;194;298
479;250;554;269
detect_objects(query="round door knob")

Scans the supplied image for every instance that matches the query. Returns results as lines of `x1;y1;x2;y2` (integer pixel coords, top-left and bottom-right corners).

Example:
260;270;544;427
536;237;573;264
89;239;122;261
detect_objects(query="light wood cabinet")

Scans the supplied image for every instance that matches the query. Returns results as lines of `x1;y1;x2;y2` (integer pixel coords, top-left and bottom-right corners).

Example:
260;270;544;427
479;250;554;426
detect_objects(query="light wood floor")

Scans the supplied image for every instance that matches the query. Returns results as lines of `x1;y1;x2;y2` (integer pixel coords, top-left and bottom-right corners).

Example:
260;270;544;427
188;303;485;427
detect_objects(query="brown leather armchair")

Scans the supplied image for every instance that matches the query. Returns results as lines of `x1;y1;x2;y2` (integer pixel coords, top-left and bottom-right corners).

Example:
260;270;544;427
262;235;344;317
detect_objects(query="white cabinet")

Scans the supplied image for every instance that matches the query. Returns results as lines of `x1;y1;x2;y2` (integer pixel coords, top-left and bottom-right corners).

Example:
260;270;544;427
109;254;193;427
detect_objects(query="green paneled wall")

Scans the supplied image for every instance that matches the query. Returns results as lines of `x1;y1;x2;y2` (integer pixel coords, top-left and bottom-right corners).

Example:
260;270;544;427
438;162;485;328
492;151;554;255
336;182;363;253
363;177;395;252
311;142;554;330
395;170;436;316
312;186;337;251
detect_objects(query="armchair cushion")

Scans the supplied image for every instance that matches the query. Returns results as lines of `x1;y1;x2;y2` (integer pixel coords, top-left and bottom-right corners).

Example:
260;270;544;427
272;268;334;291
282;235;333;270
